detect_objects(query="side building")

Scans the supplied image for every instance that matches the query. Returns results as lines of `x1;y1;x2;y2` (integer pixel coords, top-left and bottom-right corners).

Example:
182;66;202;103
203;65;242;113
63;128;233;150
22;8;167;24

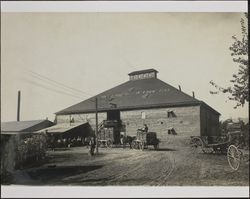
55;69;220;144
1;119;54;137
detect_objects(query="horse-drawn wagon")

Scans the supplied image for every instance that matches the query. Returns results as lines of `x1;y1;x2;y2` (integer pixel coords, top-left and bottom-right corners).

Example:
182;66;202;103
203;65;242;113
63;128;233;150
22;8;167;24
190;131;249;171
190;130;245;153
132;129;160;150
97;127;114;148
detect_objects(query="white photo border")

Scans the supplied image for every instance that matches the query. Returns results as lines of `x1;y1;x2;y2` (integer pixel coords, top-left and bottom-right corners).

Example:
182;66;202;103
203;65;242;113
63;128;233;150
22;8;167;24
1;1;249;198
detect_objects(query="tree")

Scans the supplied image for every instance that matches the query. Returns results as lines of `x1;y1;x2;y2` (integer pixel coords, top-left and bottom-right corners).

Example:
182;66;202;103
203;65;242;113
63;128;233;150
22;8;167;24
210;13;248;108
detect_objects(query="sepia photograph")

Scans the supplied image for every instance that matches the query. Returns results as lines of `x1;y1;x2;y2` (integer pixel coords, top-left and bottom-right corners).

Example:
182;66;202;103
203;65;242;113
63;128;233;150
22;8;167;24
1;1;249;198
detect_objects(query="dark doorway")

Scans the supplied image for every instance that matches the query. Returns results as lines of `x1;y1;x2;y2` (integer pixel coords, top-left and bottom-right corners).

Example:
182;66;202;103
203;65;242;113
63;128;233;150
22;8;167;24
107;110;120;121
106;110;121;144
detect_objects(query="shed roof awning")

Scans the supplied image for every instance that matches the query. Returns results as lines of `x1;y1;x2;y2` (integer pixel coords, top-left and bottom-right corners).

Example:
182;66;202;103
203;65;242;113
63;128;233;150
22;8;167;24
35;122;88;134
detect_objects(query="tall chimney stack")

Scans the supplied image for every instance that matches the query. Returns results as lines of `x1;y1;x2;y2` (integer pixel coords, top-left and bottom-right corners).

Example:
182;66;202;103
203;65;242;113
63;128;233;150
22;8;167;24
17;90;21;121
192;91;195;98
178;85;182;91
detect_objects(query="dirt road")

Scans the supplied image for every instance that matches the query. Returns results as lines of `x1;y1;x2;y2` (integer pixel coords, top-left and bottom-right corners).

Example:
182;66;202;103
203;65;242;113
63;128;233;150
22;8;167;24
12;143;249;186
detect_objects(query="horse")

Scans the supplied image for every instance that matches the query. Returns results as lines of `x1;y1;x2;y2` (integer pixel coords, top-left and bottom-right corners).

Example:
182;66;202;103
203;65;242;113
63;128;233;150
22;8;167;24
123;135;136;149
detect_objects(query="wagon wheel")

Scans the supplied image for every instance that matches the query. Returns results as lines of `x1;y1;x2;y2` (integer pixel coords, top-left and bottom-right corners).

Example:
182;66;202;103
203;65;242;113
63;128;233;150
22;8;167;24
131;140;137;149
106;140;112;148
227;145;241;171
191;137;204;153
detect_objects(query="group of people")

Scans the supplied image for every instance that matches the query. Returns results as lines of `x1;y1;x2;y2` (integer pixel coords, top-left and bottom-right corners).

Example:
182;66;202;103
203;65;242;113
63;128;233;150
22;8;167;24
50;136;90;149
49;124;149;154
15;134;47;169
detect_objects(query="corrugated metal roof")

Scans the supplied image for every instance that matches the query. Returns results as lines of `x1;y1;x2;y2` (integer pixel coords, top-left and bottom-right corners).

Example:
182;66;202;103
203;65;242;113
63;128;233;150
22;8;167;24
35;122;87;134
1;120;50;132
56;78;219;115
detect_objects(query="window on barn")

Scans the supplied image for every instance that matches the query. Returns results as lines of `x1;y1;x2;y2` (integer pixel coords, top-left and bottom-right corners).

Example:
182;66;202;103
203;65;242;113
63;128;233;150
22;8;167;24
148;72;154;78
138;74;143;79
70;116;75;124
141;112;146;119
168;128;177;135
167;110;176;118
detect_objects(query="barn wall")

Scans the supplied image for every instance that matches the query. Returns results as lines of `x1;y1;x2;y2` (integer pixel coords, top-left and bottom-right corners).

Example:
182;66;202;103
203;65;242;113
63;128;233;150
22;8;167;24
56;106;201;143
200;106;220;136
120;106;201;143
56;112;107;130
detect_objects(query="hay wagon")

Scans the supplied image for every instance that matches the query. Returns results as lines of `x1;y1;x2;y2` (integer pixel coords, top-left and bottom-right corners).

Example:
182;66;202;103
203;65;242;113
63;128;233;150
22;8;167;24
132;129;160;150
97;128;114;148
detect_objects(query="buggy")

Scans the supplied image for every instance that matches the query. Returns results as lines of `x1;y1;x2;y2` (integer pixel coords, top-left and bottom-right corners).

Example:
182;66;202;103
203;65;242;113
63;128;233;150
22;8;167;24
190;131;249;170
190;131;243;154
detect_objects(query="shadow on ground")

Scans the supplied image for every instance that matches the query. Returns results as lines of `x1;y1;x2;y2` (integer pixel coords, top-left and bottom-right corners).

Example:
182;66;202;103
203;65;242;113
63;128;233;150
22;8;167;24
27;165;103;184
154;148;177;151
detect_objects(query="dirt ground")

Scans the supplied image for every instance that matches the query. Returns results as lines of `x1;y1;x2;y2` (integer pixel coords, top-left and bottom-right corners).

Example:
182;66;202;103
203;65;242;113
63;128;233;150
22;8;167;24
10;140;249;186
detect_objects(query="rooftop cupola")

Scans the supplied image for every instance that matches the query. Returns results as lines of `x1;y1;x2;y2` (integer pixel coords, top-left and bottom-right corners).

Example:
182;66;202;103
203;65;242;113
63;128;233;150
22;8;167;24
128;69;158;81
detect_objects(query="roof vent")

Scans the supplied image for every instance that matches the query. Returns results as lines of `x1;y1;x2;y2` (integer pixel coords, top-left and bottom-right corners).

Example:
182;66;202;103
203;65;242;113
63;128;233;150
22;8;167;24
128;69;158;81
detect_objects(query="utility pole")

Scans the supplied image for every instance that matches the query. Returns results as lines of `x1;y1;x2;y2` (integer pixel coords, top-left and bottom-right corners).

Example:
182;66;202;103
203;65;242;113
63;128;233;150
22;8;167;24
95;97;99;154
17;90;21;121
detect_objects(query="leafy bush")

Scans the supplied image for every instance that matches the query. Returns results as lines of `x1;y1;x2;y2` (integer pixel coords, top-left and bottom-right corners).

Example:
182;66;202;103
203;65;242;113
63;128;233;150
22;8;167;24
15;133;48;169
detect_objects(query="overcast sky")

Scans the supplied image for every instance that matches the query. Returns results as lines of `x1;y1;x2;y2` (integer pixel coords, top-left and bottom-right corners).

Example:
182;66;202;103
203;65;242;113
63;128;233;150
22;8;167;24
1;12;248;122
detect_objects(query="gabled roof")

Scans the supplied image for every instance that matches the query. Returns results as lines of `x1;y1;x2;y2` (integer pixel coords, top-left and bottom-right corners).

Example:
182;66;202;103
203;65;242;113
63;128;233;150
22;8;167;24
56;77;219;115
1;120;53;133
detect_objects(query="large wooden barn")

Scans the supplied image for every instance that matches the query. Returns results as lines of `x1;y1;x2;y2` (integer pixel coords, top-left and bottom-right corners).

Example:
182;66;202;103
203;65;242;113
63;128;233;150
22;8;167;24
55;69;220;144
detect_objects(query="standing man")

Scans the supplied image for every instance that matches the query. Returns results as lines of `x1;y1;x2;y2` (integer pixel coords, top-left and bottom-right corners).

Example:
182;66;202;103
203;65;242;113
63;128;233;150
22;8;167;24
120;133;125;148
143;124;148;133
89;137;96;156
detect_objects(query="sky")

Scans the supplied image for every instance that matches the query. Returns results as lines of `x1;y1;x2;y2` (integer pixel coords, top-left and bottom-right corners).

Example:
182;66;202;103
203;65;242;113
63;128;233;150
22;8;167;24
1;12;248;122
